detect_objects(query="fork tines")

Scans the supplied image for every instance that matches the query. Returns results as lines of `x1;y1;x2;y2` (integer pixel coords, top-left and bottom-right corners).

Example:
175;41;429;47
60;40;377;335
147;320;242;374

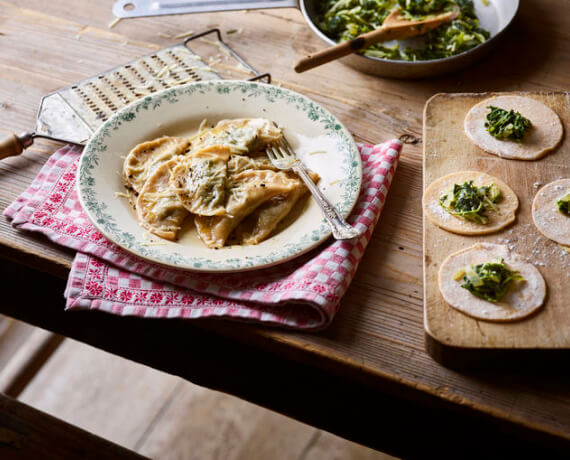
277;136;297;157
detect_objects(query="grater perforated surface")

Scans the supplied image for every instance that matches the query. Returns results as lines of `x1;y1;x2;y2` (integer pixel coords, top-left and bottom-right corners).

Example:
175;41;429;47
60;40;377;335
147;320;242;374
34;29;267;145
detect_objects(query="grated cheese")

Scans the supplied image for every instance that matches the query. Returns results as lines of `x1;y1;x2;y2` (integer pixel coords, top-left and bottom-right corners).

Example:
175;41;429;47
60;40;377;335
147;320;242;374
198;118;209;133
155;64;171;79
174;30;195;39
199;37;232;57
114;192;131;198
108;17;122;29
141;190;178;199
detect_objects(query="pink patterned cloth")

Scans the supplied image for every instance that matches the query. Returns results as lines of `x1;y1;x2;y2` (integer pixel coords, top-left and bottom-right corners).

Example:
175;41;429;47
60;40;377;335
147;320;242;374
4;141;401;330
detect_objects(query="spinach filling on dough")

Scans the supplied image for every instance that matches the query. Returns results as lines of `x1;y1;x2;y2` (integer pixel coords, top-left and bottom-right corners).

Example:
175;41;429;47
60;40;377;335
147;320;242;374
439;180;502;224
316;0;490;61
557;193;570;216
485;106;532;142
454;259;525;303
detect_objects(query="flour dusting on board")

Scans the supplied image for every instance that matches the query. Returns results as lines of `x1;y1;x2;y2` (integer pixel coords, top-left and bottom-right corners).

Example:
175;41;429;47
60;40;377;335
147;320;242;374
496;224;570;274
424;92;570;351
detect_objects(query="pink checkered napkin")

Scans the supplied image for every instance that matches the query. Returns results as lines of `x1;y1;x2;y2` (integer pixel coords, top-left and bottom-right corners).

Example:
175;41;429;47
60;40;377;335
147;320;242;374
4;141;401;330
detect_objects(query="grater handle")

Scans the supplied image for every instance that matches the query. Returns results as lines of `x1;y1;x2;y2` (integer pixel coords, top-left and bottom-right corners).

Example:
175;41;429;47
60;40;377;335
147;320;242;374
0;132;34;160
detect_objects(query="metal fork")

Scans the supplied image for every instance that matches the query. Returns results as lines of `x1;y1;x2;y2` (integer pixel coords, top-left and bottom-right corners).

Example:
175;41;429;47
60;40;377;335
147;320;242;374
266;135;362;240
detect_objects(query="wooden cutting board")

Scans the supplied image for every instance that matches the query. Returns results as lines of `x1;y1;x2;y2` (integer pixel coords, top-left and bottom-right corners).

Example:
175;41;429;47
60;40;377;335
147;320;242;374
423;92;570;366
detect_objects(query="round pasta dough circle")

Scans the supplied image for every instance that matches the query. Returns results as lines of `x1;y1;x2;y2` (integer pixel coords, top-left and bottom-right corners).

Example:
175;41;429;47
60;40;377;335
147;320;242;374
438;243;546;322
532;179;570;246
464;95;563;160
423;171;518;235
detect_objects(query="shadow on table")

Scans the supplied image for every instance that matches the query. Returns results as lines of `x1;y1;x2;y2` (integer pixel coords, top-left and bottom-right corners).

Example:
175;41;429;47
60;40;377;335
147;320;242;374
322;157;423;345
2;259;569;458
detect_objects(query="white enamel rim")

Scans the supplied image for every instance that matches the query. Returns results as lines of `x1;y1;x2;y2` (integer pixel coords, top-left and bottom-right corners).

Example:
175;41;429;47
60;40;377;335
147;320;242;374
78;80;362;272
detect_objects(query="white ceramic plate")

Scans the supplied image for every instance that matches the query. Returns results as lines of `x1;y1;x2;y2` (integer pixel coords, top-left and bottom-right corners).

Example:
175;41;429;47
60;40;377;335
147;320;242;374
78;80;362;272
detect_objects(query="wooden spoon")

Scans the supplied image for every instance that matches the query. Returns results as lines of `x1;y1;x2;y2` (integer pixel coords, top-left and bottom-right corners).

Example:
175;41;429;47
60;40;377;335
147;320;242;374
295;6;460;73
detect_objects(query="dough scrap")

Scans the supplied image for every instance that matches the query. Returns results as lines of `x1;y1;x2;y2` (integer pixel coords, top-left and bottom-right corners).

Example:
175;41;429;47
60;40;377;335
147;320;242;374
464;95;563;160
438;243;546;322
532;178;570;246
423;171;518;235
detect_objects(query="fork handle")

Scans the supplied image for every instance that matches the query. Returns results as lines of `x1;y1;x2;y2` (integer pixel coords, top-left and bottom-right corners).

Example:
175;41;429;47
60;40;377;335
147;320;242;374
294;165;362;240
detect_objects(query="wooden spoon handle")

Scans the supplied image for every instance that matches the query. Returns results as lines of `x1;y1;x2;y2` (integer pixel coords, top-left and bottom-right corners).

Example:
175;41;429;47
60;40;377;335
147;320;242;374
295;27;394;73
0;132;33;159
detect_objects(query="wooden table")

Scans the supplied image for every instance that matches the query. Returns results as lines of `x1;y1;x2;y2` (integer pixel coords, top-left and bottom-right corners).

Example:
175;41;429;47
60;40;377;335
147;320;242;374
0;1;569;457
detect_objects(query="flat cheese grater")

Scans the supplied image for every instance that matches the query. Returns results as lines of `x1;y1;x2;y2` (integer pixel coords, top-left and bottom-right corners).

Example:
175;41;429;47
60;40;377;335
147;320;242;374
0;29;270;159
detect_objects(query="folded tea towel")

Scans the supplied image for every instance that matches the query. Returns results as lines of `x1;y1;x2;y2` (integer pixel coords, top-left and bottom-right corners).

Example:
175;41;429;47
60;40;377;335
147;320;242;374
4;140;401;330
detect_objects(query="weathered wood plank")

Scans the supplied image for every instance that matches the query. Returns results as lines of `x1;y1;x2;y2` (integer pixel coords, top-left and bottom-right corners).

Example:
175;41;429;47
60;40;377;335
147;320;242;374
18;339;181;450
0;318;36;371
136;380;397;460
21;337;397;460
304;431;397;460
136;380;317;460
0;392;149;459
0;0;569;453
3;261;569;457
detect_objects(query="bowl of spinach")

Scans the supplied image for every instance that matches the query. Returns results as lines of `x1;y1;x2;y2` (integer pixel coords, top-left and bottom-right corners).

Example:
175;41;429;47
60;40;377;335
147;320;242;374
300;0;519;78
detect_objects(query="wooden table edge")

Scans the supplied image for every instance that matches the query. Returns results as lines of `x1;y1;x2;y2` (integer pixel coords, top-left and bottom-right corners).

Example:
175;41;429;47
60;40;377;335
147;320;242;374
0;254;569;455
2;88;570;450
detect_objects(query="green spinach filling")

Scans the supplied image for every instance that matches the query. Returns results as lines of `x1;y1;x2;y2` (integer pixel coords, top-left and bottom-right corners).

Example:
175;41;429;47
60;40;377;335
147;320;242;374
398;0;450;15
557;193;570;216
454;259;524;303
484;106;532;141
439;181;501;224
316;0;490;61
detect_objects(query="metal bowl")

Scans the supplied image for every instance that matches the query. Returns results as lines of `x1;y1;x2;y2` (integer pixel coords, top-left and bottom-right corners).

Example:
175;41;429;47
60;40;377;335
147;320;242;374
300;0;520;79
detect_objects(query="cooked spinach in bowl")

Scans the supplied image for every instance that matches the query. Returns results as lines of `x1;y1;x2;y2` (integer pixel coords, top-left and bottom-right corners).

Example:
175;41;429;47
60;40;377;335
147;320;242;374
399;0;451;16
316;0;490;61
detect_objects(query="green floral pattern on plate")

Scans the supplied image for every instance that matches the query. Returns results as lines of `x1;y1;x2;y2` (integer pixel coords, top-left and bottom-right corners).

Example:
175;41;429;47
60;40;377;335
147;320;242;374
79;81;361;271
